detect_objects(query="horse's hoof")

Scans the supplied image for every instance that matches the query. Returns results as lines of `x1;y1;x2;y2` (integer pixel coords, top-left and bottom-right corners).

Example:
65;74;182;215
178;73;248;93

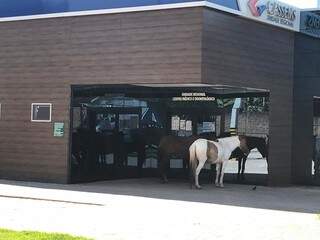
195;185;202;190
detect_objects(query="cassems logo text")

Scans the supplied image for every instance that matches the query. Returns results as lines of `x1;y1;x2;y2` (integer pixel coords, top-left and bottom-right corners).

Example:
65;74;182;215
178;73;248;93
248;0;266;17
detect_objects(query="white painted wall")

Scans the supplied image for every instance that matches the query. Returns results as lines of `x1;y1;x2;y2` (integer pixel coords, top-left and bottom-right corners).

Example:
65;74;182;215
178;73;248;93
280;0;317;8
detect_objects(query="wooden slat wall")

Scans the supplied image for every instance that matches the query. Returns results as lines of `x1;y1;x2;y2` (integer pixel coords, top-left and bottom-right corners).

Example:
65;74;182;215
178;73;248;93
1;6;314;186
202;8;295;185
292;33;320;184
0;8;203;183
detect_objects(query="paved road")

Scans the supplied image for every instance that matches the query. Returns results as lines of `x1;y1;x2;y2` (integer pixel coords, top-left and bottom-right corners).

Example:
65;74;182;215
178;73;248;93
0;179;319;240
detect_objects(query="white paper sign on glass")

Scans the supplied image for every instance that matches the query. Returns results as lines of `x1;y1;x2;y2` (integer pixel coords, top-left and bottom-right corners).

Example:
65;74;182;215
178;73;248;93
186;120;193;131
180;120;186;130
171;116;180;130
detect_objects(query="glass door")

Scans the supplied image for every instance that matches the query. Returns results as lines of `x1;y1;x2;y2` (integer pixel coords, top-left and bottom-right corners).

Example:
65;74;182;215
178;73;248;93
167;112;194;172
95;112;117;166
118;113;140;169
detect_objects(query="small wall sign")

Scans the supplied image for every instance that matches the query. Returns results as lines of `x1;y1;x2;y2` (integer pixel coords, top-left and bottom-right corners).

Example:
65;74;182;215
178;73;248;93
31;103;52;122
53;122;64;137
172;92;215;101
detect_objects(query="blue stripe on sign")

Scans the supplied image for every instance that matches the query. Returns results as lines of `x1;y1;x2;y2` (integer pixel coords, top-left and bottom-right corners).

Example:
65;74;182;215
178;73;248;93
0;0;239;18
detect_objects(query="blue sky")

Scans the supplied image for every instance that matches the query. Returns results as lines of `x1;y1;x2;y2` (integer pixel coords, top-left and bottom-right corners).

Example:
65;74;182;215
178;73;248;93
281;0;317;8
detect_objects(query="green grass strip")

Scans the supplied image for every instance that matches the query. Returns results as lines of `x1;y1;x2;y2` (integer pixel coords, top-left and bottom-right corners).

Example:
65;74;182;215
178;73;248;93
0;228;93;240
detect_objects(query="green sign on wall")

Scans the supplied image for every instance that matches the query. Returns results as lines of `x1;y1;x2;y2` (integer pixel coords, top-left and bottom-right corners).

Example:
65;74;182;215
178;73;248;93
53;122;64;137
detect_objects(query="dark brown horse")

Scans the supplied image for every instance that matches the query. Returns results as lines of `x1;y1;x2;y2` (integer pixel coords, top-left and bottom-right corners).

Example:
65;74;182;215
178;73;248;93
229;136;268;181
158;132;215;183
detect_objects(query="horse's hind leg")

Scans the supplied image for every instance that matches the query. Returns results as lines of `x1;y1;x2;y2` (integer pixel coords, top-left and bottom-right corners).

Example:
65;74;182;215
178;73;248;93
237;157;242;181
159;155;169;183
209;164;216;184
241;156;248;180
195;160;206;189
215;163;221;187
218;162;227;188
102;152;106;165
183;156;188;179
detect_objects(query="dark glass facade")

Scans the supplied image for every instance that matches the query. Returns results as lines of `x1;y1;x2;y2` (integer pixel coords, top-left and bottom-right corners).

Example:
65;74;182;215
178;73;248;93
70;85;268;183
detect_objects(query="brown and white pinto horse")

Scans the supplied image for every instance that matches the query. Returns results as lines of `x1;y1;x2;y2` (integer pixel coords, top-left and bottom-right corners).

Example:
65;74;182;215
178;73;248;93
189;136;249;189
158;132;215;183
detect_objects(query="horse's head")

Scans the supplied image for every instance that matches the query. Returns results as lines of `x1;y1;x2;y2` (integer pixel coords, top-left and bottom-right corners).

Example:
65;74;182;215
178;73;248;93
238;135;250;155
245;136;268;159
229;147;245;159
256;137;268;159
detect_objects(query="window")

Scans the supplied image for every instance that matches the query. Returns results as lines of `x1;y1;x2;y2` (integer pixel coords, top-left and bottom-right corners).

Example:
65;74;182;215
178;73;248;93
31;103;52;122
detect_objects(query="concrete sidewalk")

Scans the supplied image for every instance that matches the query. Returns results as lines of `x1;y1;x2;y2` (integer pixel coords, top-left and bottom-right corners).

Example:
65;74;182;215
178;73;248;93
0;179;319;240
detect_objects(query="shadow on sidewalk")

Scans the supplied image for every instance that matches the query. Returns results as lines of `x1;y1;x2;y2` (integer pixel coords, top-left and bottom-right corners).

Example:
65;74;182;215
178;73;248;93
0;178;319;214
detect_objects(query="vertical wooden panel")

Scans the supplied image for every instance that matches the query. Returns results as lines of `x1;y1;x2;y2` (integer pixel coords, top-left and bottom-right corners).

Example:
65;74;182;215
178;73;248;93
0;8;203;183
202;8;295;185
292;33;320;185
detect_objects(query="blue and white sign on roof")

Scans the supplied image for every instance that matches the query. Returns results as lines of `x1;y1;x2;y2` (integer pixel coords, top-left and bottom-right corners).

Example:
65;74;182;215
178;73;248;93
238;0;300;31
300;11;320;38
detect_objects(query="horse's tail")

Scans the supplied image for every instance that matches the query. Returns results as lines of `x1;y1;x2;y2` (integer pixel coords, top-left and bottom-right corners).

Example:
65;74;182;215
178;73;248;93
189;141;197;188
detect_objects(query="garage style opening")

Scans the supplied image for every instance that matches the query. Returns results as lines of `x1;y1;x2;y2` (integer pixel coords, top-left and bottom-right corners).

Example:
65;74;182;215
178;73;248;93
70;84;269;184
